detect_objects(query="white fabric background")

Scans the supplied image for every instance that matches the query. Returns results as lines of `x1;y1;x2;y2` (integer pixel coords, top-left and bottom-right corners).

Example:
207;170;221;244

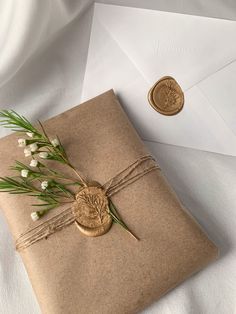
0;1;236;313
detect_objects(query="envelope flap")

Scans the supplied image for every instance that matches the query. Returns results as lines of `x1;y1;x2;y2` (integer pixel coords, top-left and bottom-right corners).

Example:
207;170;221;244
95;4;236;90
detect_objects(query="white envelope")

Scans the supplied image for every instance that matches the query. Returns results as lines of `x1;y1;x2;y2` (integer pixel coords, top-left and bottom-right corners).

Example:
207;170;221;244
82;3;236;156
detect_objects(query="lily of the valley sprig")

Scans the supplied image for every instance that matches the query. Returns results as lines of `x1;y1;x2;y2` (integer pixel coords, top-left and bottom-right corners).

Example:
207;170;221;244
0;110;137;239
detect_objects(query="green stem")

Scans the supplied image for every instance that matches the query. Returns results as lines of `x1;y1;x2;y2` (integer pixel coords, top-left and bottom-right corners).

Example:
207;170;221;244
109;201;139;241
38;120;87;187
66;162;87;187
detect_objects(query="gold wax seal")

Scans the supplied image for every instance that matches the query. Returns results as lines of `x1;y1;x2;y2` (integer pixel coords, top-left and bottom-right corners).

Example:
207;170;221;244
72;183;112;237
148;76;184;115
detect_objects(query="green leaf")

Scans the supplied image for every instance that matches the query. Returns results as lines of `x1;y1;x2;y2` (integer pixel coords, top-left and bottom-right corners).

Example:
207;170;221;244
108;200;139;241
0;110;42;136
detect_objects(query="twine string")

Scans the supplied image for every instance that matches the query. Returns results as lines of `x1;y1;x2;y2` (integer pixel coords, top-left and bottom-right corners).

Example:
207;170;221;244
15;155;160;250
103;155;156;196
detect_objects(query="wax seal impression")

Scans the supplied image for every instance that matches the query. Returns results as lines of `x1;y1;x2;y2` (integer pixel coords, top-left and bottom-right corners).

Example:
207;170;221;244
72;182;112;237
148;76;184;115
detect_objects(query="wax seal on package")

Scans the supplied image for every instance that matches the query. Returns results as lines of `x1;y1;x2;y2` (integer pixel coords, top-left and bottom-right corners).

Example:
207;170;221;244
148;76;184;115
73;183;112;237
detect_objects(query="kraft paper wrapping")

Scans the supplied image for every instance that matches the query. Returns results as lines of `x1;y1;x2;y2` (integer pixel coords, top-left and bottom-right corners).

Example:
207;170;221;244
0;90;218;314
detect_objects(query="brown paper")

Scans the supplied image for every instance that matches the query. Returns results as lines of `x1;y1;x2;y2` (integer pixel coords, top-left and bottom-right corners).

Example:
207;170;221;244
0;90;218;314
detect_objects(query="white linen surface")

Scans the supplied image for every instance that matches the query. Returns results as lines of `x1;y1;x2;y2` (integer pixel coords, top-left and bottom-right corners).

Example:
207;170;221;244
0;1;236;313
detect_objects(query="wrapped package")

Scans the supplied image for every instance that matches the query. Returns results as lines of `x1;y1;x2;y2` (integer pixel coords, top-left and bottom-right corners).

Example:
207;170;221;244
0;90;218;314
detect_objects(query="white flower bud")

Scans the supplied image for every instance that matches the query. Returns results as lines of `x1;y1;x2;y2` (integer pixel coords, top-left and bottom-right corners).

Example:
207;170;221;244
39;152;48;159
41;181;48;190
26;132;34;138
51;138;59;147
31;212;39;221
24;147;32;157
30;159;38;167
18;139;26;147
30;143;38;152
21;169;29;178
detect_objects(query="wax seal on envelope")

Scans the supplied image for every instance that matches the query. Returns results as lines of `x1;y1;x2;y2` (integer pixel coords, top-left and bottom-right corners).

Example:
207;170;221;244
148;76;184;115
